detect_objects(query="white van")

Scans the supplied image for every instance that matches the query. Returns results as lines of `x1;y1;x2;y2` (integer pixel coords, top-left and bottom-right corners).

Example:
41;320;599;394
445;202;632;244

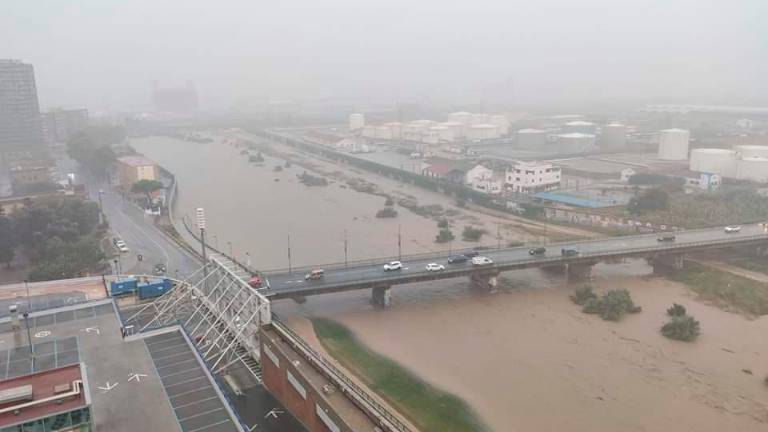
471;256;493;266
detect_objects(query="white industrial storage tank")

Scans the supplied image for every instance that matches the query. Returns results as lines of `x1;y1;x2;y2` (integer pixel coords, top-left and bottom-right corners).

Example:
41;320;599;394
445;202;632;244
466;124;500;141
429;125;454;142
383;122;403;139
349;113;365;131
735;145;768;159
555;133;596;153
599;123;626;150
563;121;597;135
516;129;547;149
657;128;690;160
448;112;473;125
737;157;768;183
689;148;738;178
441;121;466;139
489;115;510;135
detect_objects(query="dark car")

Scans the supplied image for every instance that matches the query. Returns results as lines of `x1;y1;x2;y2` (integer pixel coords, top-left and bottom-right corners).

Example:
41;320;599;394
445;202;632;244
529;247;546;255
464;251;480;258
447;255;469;264
153;263;167;276
657;235;676;242
561;247;579;256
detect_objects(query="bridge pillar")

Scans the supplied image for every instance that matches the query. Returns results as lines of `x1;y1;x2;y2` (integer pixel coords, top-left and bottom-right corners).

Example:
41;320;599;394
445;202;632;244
651;253;685;274
566;262;594;282
371;286;392;308
469;272;499;293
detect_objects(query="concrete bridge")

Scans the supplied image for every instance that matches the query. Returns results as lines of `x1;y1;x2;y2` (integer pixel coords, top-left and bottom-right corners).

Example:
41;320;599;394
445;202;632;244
262;223;768;306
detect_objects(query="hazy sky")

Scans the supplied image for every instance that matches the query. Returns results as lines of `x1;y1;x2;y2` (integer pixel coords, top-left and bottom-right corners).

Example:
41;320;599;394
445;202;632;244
3;0;767;112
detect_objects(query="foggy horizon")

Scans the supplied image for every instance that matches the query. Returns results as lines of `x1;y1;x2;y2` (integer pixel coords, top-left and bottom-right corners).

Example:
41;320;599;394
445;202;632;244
3;0;767;113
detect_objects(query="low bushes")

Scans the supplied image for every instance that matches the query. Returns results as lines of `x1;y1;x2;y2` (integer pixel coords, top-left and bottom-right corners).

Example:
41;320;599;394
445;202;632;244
661;315;700;341
572;287;641;321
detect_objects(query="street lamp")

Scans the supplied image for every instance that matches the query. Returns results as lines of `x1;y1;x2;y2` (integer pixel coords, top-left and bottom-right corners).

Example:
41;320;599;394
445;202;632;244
227;241;233;258
343;230;348;268
287;234;292;274
397;225;402;260
23;280;31;313
22;311;34;369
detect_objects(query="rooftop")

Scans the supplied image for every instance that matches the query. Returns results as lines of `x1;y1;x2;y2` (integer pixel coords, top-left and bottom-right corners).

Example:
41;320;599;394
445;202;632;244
117;156;157;167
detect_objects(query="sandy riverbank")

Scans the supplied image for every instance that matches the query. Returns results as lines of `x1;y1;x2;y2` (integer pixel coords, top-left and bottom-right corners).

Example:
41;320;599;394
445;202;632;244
285;265;768;431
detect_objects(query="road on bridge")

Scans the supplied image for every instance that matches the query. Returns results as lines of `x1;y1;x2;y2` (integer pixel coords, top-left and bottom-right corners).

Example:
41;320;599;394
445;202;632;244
263;222;768;298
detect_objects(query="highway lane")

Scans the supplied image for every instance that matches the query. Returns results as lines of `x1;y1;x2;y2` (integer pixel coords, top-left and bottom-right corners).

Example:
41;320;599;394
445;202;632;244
264;223;768;296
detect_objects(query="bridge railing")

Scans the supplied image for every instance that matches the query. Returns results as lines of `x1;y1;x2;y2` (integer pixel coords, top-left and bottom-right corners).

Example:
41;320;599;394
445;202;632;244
262;226;768;276
270;316;412;432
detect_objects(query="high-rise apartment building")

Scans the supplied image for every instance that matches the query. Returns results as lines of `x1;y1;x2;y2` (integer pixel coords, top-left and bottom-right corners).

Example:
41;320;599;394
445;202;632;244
0;60;45;158
42;108;89;144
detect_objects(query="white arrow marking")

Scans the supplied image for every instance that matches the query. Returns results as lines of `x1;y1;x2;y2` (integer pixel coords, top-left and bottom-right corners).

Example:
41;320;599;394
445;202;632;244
82;326;100;335
34;330;51;338
128;373;148;383
265;408;284;419
97;382;118;393
248;424;259;431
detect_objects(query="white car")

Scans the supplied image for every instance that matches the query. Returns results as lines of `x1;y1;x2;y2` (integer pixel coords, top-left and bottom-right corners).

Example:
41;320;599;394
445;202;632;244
383;261;403;271
471;256;493;266
425;263;445;272
118;245;130;253
724;226;741;233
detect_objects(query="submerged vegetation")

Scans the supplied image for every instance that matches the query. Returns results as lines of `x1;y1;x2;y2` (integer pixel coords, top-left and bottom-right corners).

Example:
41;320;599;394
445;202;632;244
572;287;641;321
668;262;768;316
312;318;488;432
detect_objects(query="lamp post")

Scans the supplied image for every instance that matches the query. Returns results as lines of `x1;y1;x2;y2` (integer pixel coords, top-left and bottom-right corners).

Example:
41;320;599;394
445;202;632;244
196;208;208;290
397;224;402;261
343;230;348;268
227;241;233;258
23;311;34;369
287;234;292;274
23;280;31;313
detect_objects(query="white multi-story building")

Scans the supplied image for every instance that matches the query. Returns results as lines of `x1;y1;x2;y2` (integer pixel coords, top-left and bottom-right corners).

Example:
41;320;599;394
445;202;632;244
505;161;561;194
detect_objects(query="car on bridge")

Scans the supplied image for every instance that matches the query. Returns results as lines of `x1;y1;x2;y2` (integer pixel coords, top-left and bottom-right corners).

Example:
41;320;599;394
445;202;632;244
153;263;167;276
724;225;741;233
561;247;579;256
383;261;403;271
471;256;493;266
657;235;676;242
447;255;469;264
529;247;546;255
425;263;445;272
464;251;480;258
304;269;325;281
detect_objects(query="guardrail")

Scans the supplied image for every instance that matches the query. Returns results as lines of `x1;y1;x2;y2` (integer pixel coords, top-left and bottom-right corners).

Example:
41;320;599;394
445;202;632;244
262;226;768;276
270;316;412;432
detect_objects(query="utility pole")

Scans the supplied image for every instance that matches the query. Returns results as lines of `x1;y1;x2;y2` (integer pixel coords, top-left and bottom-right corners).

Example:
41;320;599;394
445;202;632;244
343;230;348;268
227;241;233;258
287;234;292;274
24;280;31;313
397;225;402;260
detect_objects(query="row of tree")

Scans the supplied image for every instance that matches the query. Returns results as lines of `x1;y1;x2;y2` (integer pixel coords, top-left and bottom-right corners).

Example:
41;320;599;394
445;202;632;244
0;198;105;281
66;124;125;178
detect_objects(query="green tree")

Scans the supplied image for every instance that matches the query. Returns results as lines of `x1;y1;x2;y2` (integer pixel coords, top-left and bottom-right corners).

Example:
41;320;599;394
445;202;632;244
131;179;164;203
435;228;455;243
437;219;449;229
661;315;700;341
628;188;669;214
66;125;123;178
666;303;687;317
581;289;642;321
462;226;486;242
570;286;597;305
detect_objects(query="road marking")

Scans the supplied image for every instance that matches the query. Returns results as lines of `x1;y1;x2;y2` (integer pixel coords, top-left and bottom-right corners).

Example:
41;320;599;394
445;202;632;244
128;372;148;383
81;326;100;335
98;382;118;393
264;408;284;419
34;330;51;338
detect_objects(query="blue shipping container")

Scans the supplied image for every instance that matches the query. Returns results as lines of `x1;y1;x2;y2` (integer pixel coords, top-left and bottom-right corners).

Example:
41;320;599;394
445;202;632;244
138;278;172;300
110;278;138;296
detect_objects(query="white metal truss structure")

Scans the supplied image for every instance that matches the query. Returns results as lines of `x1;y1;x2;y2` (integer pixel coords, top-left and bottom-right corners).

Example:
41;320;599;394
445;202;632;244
123;254;271;381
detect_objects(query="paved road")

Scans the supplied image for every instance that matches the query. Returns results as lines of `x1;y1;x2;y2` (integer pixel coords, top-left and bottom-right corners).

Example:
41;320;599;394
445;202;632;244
264;223;768;297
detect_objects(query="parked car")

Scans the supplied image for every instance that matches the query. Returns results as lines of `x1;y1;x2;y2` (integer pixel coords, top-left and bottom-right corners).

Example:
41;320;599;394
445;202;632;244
529;247;546;255
425;263;445;272
561;247;579;256
657;235;676;242
248;275;262;288
112;237;122;246
447;255;468;264
153;263;167;276
464;251;480;258
383;261;403;271
304;269;325;281
117;244;130;253
724;226;741;233
471;256;493;266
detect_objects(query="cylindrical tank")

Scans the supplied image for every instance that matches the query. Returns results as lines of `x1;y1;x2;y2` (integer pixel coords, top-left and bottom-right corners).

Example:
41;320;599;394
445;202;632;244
349;113;365;131
383;122;402;139
657;128;690;160
441;121;466;139
448;111;473;125
555;133;596;153
489;115;510;135
689;148;737;178
599;123;626;150
516;129;547;149
562;121;597;135
735;145;768;159
429;126;453;142
737;157;768;183
466;124;500;141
